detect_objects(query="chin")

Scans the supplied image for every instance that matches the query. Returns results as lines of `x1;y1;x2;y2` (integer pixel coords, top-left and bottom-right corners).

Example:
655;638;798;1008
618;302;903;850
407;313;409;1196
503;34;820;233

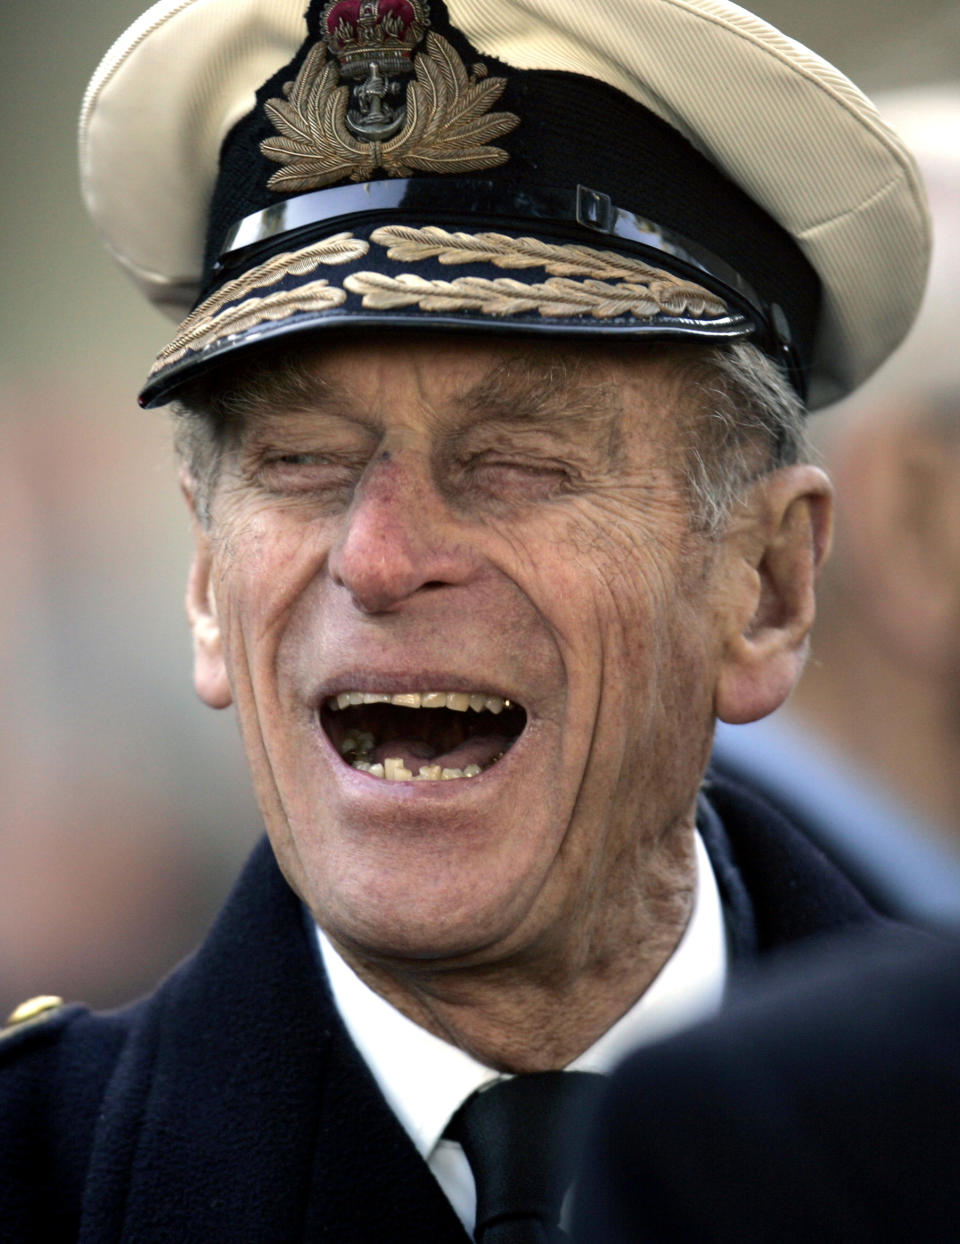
296;831;550;968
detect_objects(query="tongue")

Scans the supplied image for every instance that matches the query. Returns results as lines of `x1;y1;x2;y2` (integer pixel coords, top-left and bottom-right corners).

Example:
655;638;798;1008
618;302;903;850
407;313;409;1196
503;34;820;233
371;733;510;771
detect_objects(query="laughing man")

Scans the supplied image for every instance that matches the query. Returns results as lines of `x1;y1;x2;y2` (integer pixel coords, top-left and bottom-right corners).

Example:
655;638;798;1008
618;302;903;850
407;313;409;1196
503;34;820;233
0;1;929;1240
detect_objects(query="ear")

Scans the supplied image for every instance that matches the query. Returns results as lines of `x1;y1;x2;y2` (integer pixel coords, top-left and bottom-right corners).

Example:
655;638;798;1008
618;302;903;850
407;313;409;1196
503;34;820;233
714;465;833;724
181;471;233;710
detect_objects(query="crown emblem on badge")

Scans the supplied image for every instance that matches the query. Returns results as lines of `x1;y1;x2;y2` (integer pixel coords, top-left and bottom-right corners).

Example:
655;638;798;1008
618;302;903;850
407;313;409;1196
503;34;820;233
322;0;430;139
323;0;429;79
261;0;519;191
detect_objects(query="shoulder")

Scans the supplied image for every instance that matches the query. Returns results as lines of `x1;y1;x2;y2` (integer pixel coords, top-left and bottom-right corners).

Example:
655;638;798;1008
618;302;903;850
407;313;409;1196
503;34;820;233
0;991;132;1072
0;994;89;1077
0;993;135;1238
703;768;886;946
712;722;960;927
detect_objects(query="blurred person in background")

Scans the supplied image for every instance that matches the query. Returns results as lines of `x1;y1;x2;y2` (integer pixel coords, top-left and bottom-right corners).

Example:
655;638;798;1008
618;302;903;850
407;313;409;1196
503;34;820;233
0;0;265;1023
713;85;960;930
574;923;960;1243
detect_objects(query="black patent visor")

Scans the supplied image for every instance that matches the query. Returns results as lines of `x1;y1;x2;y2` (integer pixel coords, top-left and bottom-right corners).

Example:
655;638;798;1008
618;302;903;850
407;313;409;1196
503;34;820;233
215;178;802;390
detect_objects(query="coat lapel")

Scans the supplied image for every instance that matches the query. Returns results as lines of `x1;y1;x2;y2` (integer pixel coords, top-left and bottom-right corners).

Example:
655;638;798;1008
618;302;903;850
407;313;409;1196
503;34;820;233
302;1019;470;1241
79;839;467;1242
702;772;885;954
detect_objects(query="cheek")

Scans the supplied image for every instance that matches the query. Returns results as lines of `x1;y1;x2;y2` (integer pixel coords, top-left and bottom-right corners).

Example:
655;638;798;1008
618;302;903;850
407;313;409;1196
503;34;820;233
211;508;330;684
523;498;718;761
524;495;698;659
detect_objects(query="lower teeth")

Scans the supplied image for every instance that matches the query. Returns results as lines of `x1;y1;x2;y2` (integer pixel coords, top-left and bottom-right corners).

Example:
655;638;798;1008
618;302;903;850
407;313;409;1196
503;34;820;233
339;726;505;781
344;747;498;781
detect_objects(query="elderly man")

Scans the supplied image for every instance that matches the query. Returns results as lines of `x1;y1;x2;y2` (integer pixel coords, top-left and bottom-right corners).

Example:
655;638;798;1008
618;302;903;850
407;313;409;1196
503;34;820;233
0;0;928;1240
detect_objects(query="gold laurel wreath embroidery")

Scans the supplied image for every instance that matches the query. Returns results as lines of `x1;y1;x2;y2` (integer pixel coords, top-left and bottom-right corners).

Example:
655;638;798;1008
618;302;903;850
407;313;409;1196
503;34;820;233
260;32;520;193
152;281;348;372
369;226;729;318
151;234;367;373
343;271;715;320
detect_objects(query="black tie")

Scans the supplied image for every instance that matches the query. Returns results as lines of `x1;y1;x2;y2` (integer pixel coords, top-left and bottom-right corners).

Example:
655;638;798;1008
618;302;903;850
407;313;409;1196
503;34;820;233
445;1071;604;1243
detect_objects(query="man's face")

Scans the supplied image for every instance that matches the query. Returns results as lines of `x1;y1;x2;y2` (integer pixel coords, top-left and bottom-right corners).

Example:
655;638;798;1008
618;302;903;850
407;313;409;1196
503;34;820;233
191;335;732;971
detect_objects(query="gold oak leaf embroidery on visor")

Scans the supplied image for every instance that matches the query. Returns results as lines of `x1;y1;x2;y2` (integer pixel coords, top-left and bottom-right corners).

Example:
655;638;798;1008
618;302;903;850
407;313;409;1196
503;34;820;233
343;271;719;319
153;281;348;371
260;33;520;192
151;234;368;373
369;226;729;316
341;227;730;320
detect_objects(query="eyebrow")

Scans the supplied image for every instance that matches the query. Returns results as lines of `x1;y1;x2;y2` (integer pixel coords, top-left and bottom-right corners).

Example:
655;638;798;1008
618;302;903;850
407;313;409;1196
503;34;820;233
451;353;625;459
213;344;626;459
205;356;356;432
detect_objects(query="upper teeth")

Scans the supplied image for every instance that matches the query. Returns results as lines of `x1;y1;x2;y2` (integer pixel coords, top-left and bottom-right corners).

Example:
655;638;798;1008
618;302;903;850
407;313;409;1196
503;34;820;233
328;691;509;714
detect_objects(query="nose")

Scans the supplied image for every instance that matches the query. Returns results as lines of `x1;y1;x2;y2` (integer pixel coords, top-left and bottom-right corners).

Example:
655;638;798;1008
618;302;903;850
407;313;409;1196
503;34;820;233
328;451;476;613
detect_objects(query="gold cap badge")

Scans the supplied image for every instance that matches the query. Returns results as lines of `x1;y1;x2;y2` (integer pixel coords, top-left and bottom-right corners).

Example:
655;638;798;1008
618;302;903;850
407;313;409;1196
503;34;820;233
260;0;519;192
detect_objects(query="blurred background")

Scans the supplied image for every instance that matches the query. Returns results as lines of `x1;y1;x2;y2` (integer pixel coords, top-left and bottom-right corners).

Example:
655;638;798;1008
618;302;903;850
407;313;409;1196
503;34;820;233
2;0;958;1018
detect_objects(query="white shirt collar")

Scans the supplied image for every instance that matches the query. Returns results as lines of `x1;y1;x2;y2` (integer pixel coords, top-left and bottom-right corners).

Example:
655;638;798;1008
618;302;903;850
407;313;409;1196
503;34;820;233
316;829;727;1162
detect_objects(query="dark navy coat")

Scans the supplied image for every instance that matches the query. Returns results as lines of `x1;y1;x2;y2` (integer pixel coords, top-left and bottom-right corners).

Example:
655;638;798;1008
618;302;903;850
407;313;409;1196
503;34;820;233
0;777;885;1243
575;928;960;1243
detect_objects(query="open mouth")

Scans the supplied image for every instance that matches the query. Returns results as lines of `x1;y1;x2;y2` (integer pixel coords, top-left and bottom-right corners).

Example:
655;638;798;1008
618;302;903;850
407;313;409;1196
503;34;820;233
321;691;528;782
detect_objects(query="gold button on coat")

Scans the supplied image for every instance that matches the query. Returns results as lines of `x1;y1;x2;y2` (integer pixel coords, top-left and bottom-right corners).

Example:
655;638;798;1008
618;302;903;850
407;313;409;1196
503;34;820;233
4;995;63;1027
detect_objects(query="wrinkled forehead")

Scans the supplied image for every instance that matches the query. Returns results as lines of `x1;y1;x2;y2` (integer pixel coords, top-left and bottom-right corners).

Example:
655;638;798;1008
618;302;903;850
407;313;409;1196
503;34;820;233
188;329;696;443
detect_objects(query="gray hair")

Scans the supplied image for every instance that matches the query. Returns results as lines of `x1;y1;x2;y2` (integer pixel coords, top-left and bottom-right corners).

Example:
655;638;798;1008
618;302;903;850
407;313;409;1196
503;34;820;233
172;338;811;533
172;407;226;529
171;344;322;526
672;340;812;535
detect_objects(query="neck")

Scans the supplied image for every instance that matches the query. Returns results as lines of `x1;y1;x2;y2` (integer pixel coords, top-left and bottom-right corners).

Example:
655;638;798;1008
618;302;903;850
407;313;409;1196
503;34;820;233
329;826;697;1072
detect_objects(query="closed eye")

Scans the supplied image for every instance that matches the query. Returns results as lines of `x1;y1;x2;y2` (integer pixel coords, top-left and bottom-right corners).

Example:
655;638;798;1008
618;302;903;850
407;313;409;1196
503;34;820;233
255;451;369;501
460;453;575;500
